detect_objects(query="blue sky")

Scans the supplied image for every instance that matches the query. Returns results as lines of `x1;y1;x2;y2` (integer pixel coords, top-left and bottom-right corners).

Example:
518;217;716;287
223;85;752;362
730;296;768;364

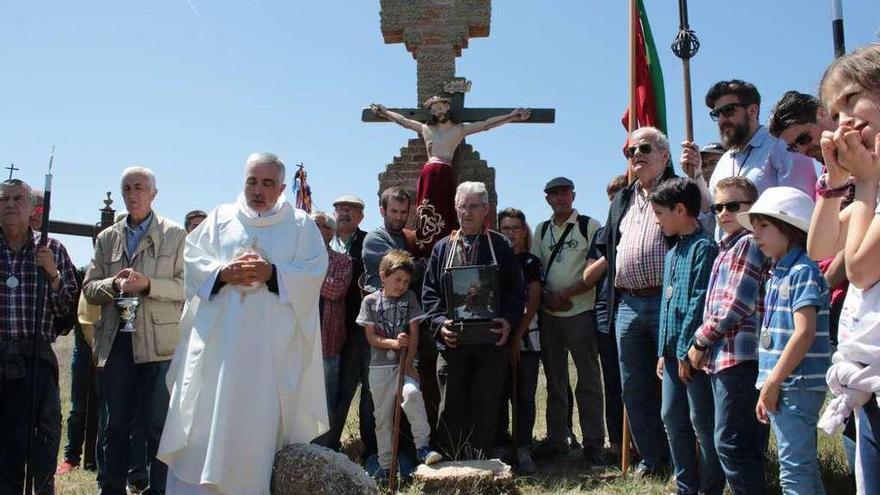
2;1;878;265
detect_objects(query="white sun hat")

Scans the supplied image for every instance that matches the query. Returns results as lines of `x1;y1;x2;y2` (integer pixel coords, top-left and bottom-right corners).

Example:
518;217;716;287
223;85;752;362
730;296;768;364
737;186;815;234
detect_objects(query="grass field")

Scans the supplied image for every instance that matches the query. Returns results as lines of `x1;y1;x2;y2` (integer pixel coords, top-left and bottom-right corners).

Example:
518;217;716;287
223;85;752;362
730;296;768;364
50;337;856;494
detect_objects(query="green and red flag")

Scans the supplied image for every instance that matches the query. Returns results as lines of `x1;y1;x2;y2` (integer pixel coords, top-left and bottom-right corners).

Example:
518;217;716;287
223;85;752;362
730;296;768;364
621;0;667;138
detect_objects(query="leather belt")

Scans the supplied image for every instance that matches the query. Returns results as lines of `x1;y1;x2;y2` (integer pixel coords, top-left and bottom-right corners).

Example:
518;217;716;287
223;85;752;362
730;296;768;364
617;286;662;298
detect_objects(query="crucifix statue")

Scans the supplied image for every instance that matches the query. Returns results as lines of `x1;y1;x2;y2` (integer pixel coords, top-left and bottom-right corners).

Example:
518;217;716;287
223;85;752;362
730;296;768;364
363;0;555;253
5;163;20;180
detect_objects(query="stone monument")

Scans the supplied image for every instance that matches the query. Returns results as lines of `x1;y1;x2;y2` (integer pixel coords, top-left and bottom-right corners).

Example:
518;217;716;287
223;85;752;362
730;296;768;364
363;0;555;228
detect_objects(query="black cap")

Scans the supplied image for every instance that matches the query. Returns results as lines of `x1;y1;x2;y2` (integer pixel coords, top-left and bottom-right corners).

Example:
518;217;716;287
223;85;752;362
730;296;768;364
700;142;727;155
544;177;575;193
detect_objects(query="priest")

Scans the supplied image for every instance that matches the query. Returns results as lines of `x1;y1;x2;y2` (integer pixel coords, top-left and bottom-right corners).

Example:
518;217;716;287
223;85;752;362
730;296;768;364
158;152;329;495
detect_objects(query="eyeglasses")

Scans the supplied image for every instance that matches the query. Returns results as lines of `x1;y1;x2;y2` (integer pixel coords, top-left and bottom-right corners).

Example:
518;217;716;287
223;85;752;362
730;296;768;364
624;143;654;158
499;225;523;232
785;132;813;153
709;200;752;215
709;103;747;121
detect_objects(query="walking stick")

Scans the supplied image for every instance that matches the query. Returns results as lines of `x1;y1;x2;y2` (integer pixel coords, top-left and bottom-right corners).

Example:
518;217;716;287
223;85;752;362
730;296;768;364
620;407;631;473
388;328;410;493
24;147;55;494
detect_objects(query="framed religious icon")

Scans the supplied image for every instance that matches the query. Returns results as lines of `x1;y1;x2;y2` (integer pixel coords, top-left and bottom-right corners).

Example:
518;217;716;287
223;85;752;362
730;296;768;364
443;264;500;345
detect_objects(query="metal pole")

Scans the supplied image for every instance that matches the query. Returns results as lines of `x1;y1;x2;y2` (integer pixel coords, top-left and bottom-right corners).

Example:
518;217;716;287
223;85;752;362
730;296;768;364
831;0;846;58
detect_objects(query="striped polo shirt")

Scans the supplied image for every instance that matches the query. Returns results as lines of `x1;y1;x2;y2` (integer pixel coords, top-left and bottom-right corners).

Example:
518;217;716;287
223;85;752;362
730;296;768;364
756;246;830;391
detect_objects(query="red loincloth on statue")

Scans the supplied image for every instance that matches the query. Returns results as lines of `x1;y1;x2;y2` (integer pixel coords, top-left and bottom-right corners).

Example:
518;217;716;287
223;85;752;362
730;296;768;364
415;160;458;256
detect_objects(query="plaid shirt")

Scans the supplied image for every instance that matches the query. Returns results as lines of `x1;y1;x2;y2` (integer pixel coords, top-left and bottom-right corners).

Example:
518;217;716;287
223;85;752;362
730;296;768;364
696;229;769;374
0;230;77;342
320;250;352;358
615;184;667;289
658;228;718;360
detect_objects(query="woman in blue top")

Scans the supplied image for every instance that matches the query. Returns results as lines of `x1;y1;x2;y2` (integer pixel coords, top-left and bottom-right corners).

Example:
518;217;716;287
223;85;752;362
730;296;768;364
738;186;831;495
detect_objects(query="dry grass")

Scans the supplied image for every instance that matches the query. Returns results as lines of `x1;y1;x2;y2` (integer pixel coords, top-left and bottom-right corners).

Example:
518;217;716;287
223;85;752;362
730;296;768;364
50;337;855;494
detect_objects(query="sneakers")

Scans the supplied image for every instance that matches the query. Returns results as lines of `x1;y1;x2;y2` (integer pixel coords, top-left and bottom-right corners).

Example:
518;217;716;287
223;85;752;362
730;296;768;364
516;449;537;474
55;460;78;476
416;447;443;465
532;439;568;459
363;454;381;477
582;446;614;467
373;468;389;482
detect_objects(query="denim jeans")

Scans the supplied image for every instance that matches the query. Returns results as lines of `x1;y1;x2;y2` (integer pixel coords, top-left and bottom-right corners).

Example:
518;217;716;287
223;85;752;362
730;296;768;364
857;403;880;494
596;327;623;446
770;382;826;495
63;326;99;468
709;361;766;495
615;292;669;469
96;332;169;495
323;356;341;414
661;358;724;495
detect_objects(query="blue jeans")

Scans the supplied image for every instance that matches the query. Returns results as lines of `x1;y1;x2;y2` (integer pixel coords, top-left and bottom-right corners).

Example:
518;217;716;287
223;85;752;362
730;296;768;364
96;332;169;495
661;358;724;495
770;382;826;495
323;356;340;414
858;404;880;494
616;292;669;469
709;361;766;495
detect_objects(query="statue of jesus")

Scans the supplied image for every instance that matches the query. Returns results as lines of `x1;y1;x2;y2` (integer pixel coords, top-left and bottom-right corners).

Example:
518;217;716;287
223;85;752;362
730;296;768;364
371;96;530;253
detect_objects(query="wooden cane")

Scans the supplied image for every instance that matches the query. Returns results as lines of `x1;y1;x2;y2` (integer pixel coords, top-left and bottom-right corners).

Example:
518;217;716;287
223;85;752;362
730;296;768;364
388;331;410;493
621;407;632;473
510;348;519;469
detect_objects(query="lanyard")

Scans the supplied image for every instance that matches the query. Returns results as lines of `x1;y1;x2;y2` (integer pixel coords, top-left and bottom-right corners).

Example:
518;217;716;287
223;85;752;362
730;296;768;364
762;251;807;330
732;146;755;178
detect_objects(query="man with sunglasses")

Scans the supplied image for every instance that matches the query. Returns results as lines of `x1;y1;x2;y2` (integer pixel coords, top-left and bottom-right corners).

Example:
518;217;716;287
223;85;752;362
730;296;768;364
768;91;837;164
596;126;677;477
680;80;816;240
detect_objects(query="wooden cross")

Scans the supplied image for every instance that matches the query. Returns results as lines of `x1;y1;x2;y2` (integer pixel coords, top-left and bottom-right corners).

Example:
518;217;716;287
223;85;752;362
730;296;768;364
362;0;554;125
5;163;19;180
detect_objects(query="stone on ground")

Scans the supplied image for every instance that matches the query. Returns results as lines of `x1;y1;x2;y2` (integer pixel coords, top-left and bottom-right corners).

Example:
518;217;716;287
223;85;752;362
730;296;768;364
413;459;513;493
271;443;378;495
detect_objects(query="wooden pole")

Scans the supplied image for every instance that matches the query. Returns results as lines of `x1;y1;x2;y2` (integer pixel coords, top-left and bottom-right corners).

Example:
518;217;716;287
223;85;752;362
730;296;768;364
621;0;638;473
388;335;410;492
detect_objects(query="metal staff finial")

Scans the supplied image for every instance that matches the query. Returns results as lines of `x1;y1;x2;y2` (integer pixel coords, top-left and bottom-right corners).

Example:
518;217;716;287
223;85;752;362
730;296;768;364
671;0;700;143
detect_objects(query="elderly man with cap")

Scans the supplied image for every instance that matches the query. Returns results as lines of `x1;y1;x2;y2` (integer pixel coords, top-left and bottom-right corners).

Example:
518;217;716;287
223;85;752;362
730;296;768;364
530;177;606;464
183;210;207;233
324;195;382;468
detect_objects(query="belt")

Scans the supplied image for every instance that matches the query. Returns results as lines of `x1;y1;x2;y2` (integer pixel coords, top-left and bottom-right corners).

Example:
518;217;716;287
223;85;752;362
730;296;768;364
617;286;662;298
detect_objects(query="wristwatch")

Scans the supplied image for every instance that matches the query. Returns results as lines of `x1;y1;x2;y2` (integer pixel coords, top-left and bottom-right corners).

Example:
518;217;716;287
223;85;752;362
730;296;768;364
815;173;853;199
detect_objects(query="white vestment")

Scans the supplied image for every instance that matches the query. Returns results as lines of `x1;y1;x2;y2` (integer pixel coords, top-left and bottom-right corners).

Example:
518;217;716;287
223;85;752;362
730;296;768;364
158;194;329;495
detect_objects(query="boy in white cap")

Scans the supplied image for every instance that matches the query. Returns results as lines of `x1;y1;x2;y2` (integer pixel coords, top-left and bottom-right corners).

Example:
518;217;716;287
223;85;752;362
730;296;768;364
738;186;830;495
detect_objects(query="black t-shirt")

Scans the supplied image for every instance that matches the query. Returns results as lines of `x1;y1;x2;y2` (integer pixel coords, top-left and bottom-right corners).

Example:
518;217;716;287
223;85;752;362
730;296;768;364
517;252;542;287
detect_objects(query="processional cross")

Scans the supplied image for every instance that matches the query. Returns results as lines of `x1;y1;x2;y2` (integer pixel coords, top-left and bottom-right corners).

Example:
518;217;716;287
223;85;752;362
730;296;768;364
5;163;19;180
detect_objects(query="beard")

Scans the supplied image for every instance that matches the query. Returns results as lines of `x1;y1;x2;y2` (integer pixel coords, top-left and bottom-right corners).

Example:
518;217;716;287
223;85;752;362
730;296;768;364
435;111;450;123
720;121;751;150
385;218;406;233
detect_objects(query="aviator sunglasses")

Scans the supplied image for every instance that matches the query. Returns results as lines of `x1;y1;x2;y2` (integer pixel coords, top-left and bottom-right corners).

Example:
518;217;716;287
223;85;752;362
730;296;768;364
625;143;654;158
709;200;752;215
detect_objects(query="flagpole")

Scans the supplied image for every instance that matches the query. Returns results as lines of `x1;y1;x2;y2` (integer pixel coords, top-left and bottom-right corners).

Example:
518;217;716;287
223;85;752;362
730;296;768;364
672;0;700;143
831;0;845;58
24;146;54;495
621;0;638;474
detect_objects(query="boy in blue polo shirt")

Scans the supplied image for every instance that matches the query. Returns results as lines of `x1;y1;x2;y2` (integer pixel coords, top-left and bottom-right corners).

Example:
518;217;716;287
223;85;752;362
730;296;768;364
650;177;723;495
738;186;830;495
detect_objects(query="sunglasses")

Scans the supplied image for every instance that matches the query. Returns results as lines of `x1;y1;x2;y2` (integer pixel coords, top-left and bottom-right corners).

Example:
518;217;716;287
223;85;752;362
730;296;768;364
625;143;654;158
709;200;752;215
709;102;747;121
785;132;813;153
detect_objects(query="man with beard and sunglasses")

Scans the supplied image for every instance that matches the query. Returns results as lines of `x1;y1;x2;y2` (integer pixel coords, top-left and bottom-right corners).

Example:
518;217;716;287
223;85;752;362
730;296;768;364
371;97;530;254
680;80;816;240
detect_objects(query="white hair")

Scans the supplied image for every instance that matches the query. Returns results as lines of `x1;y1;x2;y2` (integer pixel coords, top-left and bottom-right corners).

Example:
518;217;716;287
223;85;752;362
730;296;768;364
630;126;669;151
120;166;157;191
245;152;286;184
455;181;489;205
310;211;336;231
0;179;33;204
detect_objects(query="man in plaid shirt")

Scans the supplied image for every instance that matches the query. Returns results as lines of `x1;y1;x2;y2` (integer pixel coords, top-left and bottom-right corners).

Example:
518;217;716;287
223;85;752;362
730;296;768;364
0;179;77;494
687;176;768;495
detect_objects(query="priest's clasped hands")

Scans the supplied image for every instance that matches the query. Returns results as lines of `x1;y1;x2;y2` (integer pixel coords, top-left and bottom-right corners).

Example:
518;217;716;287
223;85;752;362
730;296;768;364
219;253;273;286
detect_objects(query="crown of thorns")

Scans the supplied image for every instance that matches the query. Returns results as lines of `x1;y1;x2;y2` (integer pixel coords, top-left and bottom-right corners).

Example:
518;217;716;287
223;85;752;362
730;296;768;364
423;96;451;109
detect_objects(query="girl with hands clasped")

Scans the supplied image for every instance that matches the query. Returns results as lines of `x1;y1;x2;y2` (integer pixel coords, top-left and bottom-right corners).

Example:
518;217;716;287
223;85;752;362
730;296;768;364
810;44;880;495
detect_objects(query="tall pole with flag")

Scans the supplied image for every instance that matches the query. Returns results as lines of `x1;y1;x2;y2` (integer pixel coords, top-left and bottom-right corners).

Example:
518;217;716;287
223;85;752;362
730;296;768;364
623;0;668;181
831;0;845;58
